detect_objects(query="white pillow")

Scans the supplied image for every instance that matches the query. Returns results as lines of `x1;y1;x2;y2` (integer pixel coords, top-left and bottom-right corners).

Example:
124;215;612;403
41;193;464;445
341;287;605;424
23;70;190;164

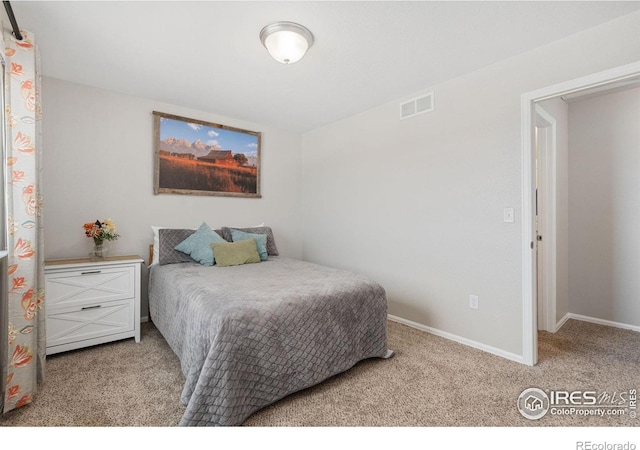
230;222;264;228
150;226;167;267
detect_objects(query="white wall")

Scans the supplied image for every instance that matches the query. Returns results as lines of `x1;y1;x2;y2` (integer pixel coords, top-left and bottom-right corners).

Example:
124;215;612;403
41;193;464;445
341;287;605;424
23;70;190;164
301;11;640;357
568;86;640;326
536;97;570;327
37;10;640;358
42;78;303;318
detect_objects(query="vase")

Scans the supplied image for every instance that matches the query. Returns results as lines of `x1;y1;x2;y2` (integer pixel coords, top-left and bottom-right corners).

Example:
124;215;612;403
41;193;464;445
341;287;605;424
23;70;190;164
90;241;107;261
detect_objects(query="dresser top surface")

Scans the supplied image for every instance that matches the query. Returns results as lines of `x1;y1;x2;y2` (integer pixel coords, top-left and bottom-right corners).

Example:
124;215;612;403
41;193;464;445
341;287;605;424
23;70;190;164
45;255;144;268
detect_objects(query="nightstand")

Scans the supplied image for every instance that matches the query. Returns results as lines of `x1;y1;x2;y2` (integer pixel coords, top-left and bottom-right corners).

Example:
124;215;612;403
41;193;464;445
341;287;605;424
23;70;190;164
44;255;144;355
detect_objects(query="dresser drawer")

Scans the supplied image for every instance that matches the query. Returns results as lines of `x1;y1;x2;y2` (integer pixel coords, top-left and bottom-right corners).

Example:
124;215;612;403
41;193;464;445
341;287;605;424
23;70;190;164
46;299;135;350
44;255;143;354
45;265;135;311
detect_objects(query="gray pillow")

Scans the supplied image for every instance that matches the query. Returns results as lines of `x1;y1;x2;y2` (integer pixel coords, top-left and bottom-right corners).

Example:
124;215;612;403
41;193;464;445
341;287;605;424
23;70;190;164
220;226;279;256
158;229;197;265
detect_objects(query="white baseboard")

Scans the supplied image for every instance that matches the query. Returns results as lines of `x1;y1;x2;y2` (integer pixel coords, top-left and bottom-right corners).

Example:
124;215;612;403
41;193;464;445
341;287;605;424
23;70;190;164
387;314;526;364
567;313;640;333
141;316;149;323
554;313;571;332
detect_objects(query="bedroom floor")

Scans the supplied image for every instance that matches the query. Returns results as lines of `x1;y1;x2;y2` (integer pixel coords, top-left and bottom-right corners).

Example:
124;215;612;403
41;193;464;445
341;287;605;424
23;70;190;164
1;318;638;427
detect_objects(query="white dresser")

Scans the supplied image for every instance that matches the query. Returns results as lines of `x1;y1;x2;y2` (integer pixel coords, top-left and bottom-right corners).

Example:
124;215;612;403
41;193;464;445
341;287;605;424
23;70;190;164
45;255;144;355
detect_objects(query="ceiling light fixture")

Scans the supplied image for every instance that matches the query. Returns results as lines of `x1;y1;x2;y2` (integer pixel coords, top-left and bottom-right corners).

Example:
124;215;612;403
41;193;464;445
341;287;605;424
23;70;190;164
260;21;314;64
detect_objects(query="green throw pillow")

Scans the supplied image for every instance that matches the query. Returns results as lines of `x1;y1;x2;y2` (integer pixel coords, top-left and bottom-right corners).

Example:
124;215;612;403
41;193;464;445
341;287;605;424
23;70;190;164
211;239;261;267
229;228;268;261
174;222;225;266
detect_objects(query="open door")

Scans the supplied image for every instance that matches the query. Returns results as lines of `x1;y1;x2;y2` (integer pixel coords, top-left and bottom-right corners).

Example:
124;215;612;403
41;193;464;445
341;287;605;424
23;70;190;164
534;105;557;333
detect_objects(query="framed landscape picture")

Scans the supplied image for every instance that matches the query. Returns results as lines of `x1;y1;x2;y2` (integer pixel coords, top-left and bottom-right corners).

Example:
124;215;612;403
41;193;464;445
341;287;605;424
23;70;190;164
153;111;261;197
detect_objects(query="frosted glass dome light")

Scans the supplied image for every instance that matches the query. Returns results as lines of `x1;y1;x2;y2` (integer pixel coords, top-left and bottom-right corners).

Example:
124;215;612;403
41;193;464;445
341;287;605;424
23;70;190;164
260;22;314;64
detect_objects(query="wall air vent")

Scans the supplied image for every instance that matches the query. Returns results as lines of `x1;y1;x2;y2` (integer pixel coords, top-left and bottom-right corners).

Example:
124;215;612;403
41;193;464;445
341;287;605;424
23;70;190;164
400;92;434;120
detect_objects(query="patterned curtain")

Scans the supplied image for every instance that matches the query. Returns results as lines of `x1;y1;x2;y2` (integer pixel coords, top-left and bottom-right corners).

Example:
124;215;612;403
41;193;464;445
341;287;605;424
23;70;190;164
2;28;45;413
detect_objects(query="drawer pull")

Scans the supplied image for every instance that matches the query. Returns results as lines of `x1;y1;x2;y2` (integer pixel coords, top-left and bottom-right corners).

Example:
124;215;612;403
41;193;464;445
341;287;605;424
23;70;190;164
81;270;102;275
81;305;102;310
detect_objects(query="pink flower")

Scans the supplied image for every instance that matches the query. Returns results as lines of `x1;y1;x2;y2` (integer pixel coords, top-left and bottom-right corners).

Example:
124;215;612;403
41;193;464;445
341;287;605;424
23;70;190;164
15;394;32;408
6;385;20;401
11;276;26;292
10;62;23;78
14;131;34;153
21;289;36;320
10;344;32;368
15;238;35;260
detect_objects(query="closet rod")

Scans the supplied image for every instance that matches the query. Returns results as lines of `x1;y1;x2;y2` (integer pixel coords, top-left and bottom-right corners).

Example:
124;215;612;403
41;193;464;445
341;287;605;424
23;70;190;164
3;1;23;41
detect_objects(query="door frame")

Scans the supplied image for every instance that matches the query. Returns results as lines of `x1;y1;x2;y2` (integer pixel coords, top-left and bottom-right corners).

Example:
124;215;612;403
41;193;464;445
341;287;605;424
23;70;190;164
520;61;640;366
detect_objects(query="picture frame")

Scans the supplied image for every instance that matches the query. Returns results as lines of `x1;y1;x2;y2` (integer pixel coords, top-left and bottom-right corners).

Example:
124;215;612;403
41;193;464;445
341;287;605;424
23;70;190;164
153;111;261;198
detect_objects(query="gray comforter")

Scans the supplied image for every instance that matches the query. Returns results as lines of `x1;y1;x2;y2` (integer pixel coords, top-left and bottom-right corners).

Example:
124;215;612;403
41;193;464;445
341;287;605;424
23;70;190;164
148;256;389;426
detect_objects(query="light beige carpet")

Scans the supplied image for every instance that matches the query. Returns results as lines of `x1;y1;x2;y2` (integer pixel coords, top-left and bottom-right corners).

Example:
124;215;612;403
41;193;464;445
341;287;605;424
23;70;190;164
1;318;638;427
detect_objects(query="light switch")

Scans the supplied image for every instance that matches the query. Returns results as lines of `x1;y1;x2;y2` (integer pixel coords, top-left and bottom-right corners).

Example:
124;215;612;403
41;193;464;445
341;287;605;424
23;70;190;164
504;208;515;223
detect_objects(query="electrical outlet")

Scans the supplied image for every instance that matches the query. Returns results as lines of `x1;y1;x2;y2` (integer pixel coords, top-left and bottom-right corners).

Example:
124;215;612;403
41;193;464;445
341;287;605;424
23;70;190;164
469;294;479;310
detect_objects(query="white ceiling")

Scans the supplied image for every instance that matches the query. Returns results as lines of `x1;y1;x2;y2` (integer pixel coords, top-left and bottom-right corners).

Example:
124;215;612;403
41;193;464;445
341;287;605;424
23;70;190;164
9;1;640;132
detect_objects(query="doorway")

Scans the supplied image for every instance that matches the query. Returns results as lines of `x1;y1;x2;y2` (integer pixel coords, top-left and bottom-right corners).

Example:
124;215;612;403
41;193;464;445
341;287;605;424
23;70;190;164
520;61;640;366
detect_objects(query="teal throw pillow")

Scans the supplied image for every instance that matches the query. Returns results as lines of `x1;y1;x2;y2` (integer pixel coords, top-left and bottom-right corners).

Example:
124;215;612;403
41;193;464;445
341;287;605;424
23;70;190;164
229;228;268;261
175;222;225;266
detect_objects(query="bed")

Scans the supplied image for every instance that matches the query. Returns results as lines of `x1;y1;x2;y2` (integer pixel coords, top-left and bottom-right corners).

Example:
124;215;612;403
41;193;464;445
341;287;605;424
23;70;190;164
148;224;392;426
